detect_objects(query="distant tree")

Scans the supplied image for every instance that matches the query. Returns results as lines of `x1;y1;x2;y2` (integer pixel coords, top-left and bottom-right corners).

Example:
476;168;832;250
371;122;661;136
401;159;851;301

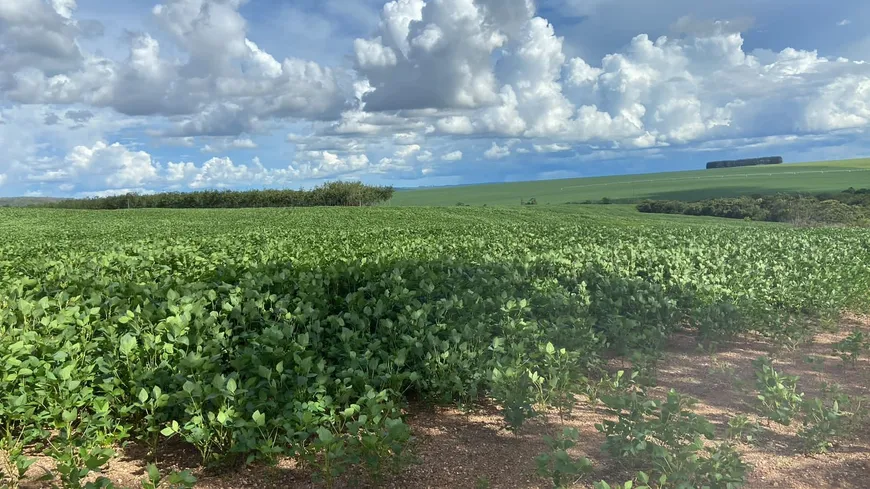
44;182;395;210
706;157;783;169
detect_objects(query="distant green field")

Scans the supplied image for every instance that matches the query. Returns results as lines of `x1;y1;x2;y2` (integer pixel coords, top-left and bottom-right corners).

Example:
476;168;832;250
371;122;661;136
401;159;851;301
390;158;870;206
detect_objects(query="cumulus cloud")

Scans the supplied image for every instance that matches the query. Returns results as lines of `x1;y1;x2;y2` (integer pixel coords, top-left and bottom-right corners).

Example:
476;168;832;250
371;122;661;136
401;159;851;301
442;150;463;161
51;141;159;189
534;143;571;153
3;0;348;136
201;137;259;153
394;144;421;158
354;0;519;111
0;0;88;76
484;142;511;159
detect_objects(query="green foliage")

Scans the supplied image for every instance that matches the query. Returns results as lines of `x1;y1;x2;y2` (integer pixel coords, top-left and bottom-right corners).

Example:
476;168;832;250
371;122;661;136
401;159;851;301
706;157;783;170
691;302;747;345
596;384;747;489
141;465;197;489
638;190;870;226
796;383;867;454
0;434;35;489
798;397;846;454
595;472;667;489
0;206;867;484
389;159;870;206
491;364;539;432
753;357;804;426
725;415;763;445
43;181;395;209
832;330;868;366
535;428;593;489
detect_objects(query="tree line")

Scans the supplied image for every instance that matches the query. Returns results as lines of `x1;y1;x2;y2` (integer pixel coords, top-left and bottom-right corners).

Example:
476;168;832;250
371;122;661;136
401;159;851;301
706;156;783;169
637;190;870;226
41;181;395;210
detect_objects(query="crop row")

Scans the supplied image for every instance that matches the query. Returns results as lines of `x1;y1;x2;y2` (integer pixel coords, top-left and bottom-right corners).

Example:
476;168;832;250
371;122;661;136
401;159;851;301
1;207;869;486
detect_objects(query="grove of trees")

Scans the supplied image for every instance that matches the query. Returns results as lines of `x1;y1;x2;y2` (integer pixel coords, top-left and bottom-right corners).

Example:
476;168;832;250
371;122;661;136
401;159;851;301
637;190;870;226
706;156;783;169
42;181;395;210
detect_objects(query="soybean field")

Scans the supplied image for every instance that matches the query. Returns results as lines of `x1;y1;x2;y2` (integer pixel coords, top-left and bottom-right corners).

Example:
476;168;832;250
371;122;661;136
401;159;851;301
1;206;869;489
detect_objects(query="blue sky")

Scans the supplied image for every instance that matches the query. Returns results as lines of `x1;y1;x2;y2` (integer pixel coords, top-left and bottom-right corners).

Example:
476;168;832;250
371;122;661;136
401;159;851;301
1;0;869;197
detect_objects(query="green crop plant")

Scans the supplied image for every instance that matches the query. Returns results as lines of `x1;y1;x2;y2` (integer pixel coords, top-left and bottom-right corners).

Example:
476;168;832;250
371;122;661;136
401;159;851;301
797;383;866;454
833;330;867;366
0;434;35;489
753;357;804;426
799;398;846;454
596;385;747;489
0;206;867;483
535;428;594;489
725;415;763;445
490;363;539;432
595;472;668;489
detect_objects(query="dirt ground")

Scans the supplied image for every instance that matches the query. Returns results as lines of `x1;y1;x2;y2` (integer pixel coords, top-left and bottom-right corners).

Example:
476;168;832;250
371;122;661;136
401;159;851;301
18;314;870;489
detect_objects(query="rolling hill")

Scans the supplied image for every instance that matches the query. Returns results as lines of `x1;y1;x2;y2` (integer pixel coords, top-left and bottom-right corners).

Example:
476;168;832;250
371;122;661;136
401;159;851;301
389;158;870;206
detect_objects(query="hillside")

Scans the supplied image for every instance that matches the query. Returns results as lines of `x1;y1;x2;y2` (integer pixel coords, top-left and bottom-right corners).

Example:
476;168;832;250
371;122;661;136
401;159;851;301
389;158;870;206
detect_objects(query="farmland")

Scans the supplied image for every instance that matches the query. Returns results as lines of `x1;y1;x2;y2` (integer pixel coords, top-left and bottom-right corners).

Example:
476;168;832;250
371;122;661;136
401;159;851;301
389;158;870;206
1;206;869;489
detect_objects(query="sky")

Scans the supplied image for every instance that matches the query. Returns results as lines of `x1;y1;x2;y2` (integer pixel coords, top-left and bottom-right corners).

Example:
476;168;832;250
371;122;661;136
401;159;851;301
1;0;870;197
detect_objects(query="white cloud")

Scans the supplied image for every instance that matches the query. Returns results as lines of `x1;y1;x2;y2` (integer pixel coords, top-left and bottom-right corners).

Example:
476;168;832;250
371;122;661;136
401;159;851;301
484;142;511;159
201;138;259;153
534;143;571;153
436;116;475;135
5;0;347;135
354;0;515;111
76;188;155;198
441;150;463;161
567;57;602;86
63;141;159;188
190;157;268;188
838;19;852;27
0;174;7;187
166;161;198;182
802;75;870;131
3;0;870;195
394;144;421;158
354;37;398;68
291;151;371;179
